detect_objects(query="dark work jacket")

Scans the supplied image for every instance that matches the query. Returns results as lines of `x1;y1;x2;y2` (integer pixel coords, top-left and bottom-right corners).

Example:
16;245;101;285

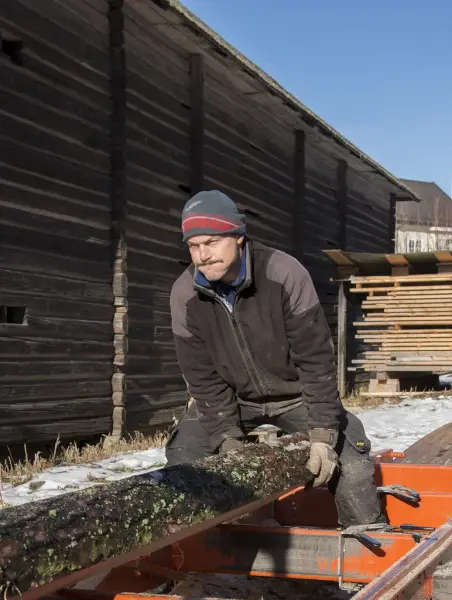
170;240;342;450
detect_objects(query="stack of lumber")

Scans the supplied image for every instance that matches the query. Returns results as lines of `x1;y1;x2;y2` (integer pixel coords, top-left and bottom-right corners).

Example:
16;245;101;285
350;273;452;373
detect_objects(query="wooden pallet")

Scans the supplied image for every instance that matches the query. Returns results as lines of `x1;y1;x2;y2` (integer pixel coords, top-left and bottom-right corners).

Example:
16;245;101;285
350;273;452;377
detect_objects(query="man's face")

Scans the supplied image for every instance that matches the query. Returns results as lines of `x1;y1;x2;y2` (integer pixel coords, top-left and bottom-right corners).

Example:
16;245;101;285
187;234;244;282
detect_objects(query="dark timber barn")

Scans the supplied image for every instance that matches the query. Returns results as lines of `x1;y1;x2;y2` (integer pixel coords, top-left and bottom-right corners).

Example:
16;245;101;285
0;0;419;447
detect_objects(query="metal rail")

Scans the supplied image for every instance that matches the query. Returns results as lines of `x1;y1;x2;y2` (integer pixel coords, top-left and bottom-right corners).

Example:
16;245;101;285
147;524;420;583
354;517;452;599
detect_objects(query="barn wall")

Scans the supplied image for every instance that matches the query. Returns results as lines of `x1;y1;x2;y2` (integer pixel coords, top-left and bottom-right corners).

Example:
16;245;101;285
200;58;342;334
122;1;191;433
347;170;393;253
120;0;398;433
0;0;403;446
0;0;114;445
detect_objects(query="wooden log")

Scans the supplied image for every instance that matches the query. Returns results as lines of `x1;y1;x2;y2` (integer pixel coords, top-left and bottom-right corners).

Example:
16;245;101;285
113;353;125;366
112;273;127;297
0;417;111;445
111;372;125;392
112;391;125;406
0;361;112;380
112;406;125;431
402;423;452;465
113;334;128;355
433;559;452;600
0;269;111;302
0;435;311;595
113;312;128;335
1;397;112;425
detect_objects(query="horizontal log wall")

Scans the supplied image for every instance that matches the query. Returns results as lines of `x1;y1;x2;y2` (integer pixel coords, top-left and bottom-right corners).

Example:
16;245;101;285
0;0;114;445
121;0;397;428
0;0;400;445
347;170;392;253
122;0;189;434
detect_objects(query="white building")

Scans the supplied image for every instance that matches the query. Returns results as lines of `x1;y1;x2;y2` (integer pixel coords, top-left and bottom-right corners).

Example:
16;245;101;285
396;179;452;253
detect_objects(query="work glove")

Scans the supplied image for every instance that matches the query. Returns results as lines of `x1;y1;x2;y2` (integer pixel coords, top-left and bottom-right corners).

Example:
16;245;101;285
306;429;338;488
219;437;244;454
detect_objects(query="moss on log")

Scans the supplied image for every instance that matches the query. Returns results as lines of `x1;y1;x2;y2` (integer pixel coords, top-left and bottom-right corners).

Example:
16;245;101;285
0;436;311;595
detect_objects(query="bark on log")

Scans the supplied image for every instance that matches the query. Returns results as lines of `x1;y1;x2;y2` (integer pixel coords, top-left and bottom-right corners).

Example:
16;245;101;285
0;436;311;596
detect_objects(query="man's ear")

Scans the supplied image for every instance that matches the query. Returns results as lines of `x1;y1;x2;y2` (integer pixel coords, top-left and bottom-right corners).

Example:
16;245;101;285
237;235;245;246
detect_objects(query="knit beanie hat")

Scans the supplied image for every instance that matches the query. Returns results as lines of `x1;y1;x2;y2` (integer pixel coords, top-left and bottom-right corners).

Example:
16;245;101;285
181;190;247;242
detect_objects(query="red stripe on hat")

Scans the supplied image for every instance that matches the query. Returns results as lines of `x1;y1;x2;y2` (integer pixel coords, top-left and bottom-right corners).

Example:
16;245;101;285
182;214;241;233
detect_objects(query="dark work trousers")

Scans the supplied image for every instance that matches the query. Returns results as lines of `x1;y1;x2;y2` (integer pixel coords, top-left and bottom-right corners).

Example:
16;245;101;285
165;400;384;528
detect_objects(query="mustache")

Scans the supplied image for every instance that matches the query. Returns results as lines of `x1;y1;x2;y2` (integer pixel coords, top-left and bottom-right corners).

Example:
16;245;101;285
197;260;222;267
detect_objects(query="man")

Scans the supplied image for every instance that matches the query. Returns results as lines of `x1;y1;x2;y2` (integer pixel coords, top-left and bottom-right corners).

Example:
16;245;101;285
166;189;384;528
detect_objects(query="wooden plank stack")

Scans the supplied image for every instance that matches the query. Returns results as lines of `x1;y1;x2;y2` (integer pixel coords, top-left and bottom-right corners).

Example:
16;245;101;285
350;273;452;373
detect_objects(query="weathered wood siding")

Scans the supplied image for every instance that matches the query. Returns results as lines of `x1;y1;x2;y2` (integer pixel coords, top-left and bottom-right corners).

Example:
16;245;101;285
0;0;114;444
122;1;191;433
0;0;407;445
119;0;400;431
202;60;295;254
347;170;393;253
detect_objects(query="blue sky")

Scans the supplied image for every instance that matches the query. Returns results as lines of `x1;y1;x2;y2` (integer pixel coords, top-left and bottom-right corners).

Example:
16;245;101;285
182;0;452;195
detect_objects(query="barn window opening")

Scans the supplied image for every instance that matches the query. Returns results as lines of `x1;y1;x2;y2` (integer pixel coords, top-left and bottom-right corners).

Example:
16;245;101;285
1;38;24;66
243;208;262;219
0;306;27;324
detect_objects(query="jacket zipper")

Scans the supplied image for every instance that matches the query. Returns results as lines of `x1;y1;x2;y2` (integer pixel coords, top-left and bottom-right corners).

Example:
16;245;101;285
194;283;266;397
231;312;266;397
225;294;266;397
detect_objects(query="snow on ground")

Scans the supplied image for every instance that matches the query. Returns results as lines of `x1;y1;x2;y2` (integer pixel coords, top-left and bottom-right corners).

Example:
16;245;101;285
354;394;452;452
0;448;166;508
1;395;451;509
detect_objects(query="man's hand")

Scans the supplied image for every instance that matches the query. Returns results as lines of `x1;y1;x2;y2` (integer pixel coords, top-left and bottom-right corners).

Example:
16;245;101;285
306;429;338;488
220;437;244;454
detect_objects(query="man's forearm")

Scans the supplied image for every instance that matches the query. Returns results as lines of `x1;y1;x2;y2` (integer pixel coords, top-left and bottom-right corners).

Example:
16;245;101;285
193;390;244;450
173;335;242;449
290;304;342;431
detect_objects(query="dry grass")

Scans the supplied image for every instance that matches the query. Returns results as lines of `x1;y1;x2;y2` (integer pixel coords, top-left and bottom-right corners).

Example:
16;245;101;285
0;431;168;491
342;386;444;409
341;389;396;409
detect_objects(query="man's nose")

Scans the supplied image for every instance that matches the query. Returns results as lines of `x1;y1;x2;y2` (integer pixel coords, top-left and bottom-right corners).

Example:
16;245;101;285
199;245;211;262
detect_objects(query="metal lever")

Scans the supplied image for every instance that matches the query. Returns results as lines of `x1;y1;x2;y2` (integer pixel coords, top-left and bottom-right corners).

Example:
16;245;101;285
355;532;382;548
377;484;420;503
341;522;388;548
399;523;435;531
338;523;389;588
